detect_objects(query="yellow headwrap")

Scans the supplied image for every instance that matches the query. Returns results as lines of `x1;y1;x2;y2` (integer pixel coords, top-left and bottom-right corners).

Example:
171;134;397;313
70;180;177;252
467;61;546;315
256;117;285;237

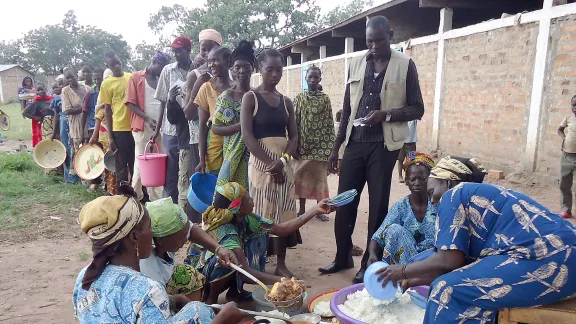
79;195;145;246
430;156;487;182
202;182;246;232
199;29;223;46
402;151;435;172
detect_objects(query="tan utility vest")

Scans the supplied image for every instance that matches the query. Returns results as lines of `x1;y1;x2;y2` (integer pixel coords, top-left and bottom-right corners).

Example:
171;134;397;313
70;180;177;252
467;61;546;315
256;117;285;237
344;50;410;151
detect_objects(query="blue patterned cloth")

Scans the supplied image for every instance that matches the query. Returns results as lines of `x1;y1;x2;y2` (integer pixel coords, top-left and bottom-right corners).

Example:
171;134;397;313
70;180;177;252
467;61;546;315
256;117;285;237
425;183;576;324
73;265;215;323
372;196;437;264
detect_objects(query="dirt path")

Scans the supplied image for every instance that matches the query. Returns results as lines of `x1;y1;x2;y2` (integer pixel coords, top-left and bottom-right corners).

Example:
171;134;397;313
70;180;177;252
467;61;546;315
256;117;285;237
0;171;569;323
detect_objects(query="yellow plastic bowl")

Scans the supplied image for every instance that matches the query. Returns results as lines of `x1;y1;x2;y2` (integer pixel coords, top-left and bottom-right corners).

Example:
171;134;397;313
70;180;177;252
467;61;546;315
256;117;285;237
33;139;66;169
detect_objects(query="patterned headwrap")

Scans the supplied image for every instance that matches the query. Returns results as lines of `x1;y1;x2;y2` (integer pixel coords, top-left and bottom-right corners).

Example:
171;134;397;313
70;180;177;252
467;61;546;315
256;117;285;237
202;182;246;232
199;29;223;46
152;50;171;66
430;156;487;183
79;186;145;290
146;198;188;238
403;151;435;172
79;195;145;246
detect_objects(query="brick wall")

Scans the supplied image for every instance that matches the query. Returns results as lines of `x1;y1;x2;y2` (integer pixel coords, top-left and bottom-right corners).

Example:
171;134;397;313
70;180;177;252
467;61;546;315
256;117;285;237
438;23;538;171
408;42;437;152
321;59;346;116
286;68;302;99
538;15;576;176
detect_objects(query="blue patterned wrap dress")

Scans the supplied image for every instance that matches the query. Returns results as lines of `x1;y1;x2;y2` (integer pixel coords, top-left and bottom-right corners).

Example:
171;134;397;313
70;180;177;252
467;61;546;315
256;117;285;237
425;183;576;324
371;196;437;264
73;265;215;323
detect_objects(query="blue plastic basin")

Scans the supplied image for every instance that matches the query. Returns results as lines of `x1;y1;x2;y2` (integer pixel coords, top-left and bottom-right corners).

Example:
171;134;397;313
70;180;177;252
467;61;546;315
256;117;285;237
187;172;217;213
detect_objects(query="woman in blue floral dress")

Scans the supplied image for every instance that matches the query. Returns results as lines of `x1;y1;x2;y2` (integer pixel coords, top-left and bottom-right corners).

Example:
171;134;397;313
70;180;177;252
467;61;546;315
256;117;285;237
377;156;576;324
367;152;436;266
72;184;244;324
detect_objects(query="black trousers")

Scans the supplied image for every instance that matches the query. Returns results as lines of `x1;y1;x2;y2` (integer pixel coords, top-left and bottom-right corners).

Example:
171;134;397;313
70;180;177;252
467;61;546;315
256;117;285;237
334;141;399;269
112;131;135;186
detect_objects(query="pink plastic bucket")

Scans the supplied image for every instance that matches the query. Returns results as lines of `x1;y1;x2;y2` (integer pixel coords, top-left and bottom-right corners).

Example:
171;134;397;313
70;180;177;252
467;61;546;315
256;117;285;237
138;141;167;187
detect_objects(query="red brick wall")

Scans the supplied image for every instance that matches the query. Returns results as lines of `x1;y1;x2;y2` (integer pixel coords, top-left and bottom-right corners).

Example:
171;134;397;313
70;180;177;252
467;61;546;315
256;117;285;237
439;23;539;170
538;15;576;176
408;42;438;152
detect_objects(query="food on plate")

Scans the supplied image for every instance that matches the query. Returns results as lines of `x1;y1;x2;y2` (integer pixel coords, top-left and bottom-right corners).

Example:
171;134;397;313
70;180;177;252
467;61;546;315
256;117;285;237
313;301;333;317
267;277;306;302
337;288;425;324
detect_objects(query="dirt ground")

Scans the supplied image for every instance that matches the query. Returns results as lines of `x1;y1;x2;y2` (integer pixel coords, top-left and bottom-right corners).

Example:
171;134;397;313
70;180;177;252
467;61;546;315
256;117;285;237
0;149;573;323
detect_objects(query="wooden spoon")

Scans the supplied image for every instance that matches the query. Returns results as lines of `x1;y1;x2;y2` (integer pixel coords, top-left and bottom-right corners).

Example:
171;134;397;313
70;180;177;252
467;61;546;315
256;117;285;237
229;262;271;295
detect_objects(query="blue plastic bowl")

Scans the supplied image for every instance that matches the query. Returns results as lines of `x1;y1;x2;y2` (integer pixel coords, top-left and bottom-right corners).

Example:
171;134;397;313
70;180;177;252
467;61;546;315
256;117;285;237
408;248;435;263
363;261;398;300
187;172;217;213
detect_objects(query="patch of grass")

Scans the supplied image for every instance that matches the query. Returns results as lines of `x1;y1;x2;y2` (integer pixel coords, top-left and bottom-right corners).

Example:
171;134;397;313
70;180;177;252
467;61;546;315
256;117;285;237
0;102;32;141
0;152;100;241
77;252;90;261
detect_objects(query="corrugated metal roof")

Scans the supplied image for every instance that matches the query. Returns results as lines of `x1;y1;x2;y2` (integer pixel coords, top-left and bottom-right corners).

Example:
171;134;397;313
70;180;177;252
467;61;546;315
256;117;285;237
0;64;18;72
0;64;34;75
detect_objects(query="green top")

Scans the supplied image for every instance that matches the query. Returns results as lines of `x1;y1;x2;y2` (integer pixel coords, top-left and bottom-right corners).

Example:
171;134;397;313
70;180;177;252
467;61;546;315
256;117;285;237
294;90;335;161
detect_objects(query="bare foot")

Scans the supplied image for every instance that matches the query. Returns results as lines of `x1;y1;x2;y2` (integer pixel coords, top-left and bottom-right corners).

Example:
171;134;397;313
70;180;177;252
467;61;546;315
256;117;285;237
275;265;295;278
315;214;330;221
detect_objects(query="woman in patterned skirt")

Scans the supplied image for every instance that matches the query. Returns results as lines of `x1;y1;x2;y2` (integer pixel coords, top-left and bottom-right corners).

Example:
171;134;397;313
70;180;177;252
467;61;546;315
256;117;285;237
292;65;335;221
240;48;300;278
377;156;576;324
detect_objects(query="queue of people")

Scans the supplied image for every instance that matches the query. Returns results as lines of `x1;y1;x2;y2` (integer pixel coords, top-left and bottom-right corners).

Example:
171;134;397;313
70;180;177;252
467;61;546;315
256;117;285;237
12;13;576;324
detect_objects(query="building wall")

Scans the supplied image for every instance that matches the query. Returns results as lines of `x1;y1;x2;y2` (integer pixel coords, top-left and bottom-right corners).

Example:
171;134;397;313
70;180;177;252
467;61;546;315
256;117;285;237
0;67;34;104
539;15;576;176
407;42;437;152
320;59;346;116
438;23;538;170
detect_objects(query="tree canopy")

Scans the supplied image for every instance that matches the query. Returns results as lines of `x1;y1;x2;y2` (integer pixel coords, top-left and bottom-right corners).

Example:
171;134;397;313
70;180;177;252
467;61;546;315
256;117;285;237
148;0;373;50
0;11;130;74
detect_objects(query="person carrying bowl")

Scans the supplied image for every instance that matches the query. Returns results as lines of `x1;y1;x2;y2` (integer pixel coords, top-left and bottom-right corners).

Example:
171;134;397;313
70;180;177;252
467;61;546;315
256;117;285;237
377;156;576;324
367;152;436;267
73;183;245;323
186;182;334;304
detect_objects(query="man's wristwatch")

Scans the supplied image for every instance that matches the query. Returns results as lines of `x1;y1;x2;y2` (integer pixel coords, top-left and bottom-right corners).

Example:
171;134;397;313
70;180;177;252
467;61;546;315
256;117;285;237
385;112;392;122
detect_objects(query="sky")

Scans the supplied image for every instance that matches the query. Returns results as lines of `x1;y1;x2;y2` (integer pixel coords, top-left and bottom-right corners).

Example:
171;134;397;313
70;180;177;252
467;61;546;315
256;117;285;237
0;0;388;48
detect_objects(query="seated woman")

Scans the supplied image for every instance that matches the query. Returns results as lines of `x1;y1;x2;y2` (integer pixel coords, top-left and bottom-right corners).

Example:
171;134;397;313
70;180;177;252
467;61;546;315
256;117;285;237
140;198;238;302
187;182;334;304
73;183;244;324
367;152;436;266
377;157;576;324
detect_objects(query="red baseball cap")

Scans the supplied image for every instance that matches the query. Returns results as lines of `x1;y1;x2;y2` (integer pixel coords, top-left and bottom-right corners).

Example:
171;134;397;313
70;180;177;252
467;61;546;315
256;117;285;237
171;36;192;49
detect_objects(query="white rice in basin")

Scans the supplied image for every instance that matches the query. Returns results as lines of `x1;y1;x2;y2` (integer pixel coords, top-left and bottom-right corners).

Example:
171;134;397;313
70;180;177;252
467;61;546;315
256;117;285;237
337;288;425;324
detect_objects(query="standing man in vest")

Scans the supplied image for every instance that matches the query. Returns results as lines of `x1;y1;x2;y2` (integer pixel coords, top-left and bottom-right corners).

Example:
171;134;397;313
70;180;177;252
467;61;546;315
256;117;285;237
319;16;425;283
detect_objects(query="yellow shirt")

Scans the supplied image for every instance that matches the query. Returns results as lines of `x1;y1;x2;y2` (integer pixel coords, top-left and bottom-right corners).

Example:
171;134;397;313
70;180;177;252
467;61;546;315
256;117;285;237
99;73;133;132
194;81;224;172
561;114;576;153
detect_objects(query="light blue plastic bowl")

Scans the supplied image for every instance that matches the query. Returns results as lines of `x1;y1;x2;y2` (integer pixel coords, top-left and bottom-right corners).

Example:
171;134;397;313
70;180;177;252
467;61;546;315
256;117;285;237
363;261;398;300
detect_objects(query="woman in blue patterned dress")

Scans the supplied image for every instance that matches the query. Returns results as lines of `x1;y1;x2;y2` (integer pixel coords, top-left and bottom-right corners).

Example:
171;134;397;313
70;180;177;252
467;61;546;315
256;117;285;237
367;152;436;266
72;184;245;324
377;156;576;324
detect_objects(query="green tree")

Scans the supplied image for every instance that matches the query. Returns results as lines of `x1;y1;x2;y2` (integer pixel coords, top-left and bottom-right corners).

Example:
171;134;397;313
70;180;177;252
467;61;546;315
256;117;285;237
148;0;321;49
2;10;130;74
318;0;374;28
131;42;159;71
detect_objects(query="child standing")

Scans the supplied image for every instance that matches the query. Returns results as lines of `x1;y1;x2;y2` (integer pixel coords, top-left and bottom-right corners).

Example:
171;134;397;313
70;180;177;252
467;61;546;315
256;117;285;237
22;83;53;147
558;95;576;219
88;103;117;195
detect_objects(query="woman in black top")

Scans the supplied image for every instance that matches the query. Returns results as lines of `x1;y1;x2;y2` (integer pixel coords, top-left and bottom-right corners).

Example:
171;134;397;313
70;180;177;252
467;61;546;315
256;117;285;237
240;49;300;277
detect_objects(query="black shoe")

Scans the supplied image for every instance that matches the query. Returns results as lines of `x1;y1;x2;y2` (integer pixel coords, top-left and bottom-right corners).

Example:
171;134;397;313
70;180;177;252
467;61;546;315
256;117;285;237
352;268;366;284
318;260;354;274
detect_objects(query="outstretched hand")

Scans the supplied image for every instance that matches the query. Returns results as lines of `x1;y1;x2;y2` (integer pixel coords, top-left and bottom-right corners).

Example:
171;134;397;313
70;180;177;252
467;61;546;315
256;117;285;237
316;198;336;215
